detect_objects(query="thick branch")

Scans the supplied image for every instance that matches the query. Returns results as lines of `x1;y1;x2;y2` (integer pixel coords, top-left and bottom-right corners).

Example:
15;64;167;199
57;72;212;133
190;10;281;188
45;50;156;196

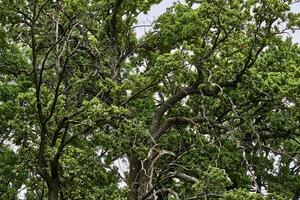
50;107;84;147
110;0;124;41
149;85;220;143
45;45;79;123
154;116;230;141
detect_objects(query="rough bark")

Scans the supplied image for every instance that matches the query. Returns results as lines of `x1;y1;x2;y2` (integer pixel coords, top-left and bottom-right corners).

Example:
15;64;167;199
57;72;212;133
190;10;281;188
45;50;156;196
128;149;141;200
47;182;59;200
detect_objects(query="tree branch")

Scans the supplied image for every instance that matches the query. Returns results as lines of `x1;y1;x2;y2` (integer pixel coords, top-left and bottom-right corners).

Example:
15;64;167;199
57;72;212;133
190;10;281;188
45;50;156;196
45;43;79;123
154;116;230;141
149;85;220;144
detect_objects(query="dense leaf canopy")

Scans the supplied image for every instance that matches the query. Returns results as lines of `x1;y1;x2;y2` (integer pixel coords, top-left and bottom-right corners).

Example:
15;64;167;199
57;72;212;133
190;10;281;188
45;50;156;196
0;0;299;200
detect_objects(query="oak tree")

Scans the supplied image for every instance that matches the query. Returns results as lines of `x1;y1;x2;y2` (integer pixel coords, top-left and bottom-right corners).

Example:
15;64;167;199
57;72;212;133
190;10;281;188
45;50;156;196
0;0;299;200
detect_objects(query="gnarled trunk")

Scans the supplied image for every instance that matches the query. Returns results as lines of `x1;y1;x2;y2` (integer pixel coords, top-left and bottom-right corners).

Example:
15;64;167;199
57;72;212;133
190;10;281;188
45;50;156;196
128;148;158;200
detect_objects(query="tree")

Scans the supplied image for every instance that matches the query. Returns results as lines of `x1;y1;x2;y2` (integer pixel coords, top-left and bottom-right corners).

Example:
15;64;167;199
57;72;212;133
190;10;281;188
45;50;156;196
0;0;299;200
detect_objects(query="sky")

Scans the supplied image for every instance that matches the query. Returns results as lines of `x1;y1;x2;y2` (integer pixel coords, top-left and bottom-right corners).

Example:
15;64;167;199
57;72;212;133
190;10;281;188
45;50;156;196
136;0;300;44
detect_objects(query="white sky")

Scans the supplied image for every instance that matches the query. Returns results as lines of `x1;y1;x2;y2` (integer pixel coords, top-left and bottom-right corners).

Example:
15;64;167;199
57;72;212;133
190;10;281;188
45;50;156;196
137;0;300;44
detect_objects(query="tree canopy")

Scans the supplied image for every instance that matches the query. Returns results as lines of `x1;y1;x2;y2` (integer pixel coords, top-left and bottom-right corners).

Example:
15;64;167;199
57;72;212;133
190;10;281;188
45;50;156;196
0;0;299;199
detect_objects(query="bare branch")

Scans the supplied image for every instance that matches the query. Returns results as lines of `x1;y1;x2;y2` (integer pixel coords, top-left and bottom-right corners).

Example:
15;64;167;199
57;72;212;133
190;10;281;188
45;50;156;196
172;172;198;183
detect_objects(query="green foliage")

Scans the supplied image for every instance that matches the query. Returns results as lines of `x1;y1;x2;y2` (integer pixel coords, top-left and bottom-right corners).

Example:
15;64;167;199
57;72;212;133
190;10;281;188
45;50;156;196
0;147;27;200
0;0;299;199
192;166;232;194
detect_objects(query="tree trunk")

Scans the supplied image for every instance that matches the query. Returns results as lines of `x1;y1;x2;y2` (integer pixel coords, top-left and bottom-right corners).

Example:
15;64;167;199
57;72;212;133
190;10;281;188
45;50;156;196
128;148;157;200
47;156;61;200
47;183;59;200
139;162;152;200
128;149;141;200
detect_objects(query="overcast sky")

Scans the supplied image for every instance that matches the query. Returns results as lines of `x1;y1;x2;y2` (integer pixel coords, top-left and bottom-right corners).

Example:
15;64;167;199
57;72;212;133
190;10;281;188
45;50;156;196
137;0;300;44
